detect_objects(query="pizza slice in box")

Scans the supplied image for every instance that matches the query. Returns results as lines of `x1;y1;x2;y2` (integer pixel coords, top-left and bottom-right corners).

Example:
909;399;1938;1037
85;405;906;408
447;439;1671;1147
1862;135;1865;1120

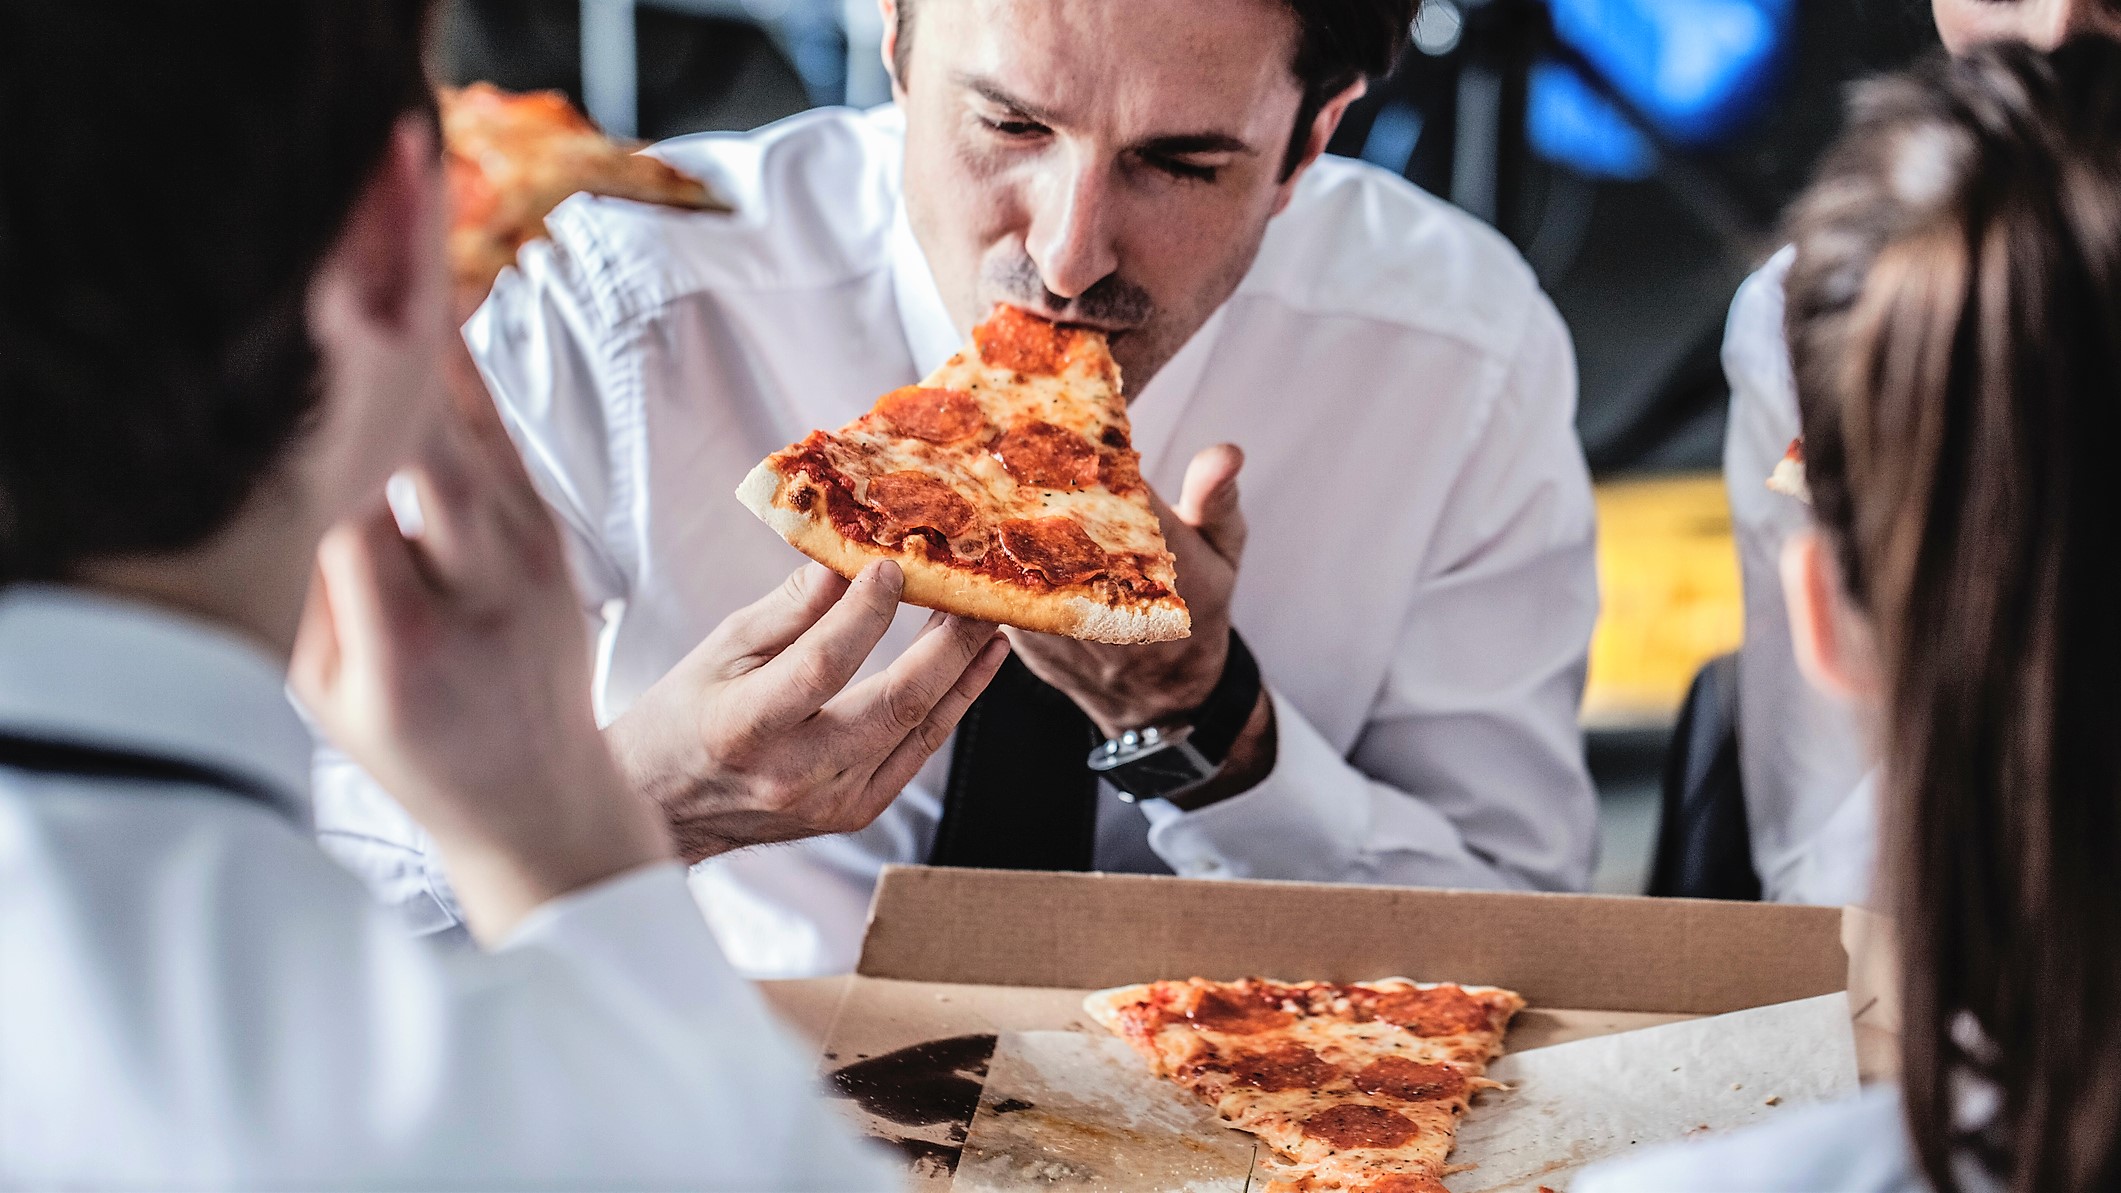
737;305;1191;644
1087;977;1525;1193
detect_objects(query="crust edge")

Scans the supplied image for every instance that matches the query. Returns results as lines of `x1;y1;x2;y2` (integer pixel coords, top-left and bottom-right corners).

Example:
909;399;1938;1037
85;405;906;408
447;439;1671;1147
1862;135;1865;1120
1080;978;1526;1027
737;460;1191;645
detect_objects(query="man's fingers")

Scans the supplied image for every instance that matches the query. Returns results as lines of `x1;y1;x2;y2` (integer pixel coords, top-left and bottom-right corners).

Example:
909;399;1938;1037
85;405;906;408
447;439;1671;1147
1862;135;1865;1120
309;502;435;696
859;633;1010;809
399;414;535;603
747;561;906;728
1173;443;1247;562
707;563;854;668
288;561;343;708
817;614;998;764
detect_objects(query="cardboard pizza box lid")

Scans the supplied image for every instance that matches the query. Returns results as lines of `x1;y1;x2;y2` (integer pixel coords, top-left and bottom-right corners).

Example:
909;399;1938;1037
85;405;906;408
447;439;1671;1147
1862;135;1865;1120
805;866;1883;1187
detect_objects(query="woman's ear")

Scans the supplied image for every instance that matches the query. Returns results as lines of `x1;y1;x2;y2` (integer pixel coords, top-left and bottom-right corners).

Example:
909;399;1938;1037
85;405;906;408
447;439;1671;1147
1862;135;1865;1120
1781;530;1882;706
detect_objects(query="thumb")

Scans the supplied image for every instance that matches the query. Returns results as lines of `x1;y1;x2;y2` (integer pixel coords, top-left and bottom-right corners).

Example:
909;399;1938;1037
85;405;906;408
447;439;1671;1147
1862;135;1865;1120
1173;443;1246;562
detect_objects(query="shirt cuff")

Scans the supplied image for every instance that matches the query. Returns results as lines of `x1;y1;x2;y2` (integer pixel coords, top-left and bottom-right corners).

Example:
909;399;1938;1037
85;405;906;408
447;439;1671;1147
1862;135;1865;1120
502;861;753;1018
1140;689;1370;880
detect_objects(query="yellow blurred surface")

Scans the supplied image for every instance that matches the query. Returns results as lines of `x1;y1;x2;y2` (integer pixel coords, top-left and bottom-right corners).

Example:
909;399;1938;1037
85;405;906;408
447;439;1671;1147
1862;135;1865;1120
1583;472;1743;729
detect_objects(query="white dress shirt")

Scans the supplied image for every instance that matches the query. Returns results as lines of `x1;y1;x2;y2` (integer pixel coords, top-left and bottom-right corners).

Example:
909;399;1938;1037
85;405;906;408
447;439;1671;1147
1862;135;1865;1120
0;586;896;1190
1722;247;1876;905
316;104;1602;978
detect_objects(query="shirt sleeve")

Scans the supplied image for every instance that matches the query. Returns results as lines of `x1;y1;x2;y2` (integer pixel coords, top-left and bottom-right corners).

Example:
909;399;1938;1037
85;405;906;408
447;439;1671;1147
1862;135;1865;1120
1143;295;1600;892
1721;248;1872;901
311;245;640;935
112;812;903;1190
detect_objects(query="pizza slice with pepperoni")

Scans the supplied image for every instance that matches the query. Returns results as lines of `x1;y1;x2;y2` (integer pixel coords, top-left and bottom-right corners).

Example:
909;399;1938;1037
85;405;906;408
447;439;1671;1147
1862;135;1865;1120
441;82;730;309
737;305;1191;644
1086;977;1525;1193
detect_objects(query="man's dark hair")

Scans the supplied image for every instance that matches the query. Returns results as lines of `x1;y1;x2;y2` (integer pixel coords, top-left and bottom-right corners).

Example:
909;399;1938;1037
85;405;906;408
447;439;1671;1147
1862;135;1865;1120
892;0;1413;179
0;1;436;583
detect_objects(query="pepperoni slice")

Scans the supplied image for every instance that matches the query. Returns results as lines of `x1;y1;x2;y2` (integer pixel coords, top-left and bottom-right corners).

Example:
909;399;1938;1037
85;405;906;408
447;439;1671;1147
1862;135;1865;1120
998;517;1110;586
1219;1044;1344;1092
993;420;1100;489
974;305;1082;376
1175;985;1294;1036
874;386;988;443
864;471;976;541
1300;1104;1420;1150
1351;1057;1466;1102
1357;986;1495;1037
1098;449;1144;496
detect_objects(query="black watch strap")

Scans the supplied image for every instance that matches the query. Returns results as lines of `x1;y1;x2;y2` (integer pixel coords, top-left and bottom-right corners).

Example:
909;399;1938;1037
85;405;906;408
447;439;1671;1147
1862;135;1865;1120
1087;629;1264;803
1182;629;1262;766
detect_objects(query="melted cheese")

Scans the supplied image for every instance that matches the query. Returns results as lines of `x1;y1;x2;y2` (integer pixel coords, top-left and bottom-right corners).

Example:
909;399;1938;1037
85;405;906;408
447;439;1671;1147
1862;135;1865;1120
816;330;1178;594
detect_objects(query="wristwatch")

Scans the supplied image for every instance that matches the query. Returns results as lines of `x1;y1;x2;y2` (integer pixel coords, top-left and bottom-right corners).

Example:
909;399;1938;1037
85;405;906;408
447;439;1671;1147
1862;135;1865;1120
1087;629;1262;803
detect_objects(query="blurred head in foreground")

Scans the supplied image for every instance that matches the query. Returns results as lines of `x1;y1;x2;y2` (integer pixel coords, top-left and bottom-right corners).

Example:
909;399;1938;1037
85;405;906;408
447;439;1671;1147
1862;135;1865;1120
1932;0;2121;55
0;1;441;626
880;0;1413;392
1782;36;2121;1193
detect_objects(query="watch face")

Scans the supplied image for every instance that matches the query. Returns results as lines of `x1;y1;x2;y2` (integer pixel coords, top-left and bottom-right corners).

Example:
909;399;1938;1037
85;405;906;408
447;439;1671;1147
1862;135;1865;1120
1101;737;1218;802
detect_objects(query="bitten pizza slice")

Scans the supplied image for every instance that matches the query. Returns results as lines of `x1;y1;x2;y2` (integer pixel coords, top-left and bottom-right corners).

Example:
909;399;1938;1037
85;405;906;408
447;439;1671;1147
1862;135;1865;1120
737;305;1191;644
1086;977;1525;1193
1767;437;1810;503
441;82;730;305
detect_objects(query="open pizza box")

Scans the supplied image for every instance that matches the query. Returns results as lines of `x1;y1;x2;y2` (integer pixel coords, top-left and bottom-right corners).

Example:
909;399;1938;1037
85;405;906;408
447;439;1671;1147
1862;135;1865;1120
768;865;1899;1193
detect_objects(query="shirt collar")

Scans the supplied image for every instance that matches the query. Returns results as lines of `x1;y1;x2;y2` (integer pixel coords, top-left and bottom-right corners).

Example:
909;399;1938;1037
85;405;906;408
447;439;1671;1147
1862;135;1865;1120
888;198;964;379
0;584;313;822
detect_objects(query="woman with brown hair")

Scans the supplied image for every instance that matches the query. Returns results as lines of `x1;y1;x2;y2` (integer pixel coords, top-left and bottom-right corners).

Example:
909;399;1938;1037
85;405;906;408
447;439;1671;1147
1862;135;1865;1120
1580;36;2121;1193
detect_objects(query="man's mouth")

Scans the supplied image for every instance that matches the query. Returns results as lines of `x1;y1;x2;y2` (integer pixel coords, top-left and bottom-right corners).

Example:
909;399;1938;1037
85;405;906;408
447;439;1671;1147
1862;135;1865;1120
1015;307;1141;343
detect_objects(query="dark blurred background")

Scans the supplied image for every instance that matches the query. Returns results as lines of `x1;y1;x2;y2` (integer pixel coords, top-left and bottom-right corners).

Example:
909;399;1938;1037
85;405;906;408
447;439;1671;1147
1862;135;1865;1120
430;0;1942;891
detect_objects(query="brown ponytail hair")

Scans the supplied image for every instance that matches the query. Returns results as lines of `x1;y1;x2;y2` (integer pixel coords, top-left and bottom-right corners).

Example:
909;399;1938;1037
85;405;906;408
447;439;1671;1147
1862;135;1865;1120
1785;38;2121;1193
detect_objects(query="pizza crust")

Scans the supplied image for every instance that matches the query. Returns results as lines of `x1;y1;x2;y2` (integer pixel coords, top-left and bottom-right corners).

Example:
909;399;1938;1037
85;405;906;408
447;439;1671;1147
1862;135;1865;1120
739;462;1190;645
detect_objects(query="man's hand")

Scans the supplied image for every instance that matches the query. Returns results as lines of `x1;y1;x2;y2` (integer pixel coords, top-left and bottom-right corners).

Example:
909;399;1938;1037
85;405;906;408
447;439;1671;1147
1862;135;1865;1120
1006;444;1276;808
292;399;670;945
606;562;1009;863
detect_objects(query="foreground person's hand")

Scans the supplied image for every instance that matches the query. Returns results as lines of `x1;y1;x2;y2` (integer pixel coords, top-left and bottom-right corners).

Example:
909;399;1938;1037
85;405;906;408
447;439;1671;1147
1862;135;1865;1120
605;562;1009;863
292;411;670;944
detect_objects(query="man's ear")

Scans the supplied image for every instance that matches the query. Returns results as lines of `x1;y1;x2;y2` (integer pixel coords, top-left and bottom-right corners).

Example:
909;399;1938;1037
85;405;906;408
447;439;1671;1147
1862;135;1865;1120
1271;78;1366;216
1781;530;1882;706
316;113;443;337
879;0;906;101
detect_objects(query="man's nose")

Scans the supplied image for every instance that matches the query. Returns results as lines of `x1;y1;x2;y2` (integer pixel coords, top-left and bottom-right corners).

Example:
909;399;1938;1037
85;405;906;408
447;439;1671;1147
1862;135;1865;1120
1025;151;1121;303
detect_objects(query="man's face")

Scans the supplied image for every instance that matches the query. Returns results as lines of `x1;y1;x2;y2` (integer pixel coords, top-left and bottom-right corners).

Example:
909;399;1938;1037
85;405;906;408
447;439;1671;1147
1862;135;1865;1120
1932;0;2121;53
893;0;1318;392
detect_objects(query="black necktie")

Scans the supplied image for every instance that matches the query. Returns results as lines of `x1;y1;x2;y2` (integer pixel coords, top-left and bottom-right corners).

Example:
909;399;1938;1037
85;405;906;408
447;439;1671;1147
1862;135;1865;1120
928;654;1101;871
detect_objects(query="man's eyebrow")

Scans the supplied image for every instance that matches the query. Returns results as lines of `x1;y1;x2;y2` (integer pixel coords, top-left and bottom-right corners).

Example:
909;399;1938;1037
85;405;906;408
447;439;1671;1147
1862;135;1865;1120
1136;133;1256;157
952;73;1256;156
953;74;1061;125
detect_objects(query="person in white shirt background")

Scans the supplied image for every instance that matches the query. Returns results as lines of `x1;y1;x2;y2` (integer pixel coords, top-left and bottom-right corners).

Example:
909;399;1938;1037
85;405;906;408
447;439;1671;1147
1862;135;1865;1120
320;0;1605;978
0;1;1008;1185
1582;36;2121;1192
1728;0;2121;906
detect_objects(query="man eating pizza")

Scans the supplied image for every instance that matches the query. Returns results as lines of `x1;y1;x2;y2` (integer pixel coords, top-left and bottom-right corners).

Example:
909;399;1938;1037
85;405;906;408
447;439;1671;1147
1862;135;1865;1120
321;0;1603;976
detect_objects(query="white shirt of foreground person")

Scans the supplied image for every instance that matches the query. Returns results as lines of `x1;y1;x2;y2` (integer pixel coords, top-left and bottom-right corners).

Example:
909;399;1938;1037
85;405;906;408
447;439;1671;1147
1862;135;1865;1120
1572;1083;2000;1193
0;587;896;1190
315;104;1602;978
1722;245;1876;905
